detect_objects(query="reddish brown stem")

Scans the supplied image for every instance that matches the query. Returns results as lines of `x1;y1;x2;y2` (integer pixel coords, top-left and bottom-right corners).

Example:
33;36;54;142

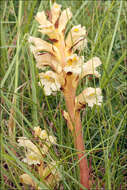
75;111;90;190
63;84;90;190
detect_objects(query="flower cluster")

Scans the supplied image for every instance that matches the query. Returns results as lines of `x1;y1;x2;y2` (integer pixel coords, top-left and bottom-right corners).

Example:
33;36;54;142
29;2;102;109
18;127;61;189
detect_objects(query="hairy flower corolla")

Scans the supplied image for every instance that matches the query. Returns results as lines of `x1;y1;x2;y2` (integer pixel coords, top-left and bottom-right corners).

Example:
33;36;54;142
38;71;61;96
75;87;103;110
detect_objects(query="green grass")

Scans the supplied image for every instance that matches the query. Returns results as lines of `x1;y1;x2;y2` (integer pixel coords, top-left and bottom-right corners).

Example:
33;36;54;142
0;0;126;189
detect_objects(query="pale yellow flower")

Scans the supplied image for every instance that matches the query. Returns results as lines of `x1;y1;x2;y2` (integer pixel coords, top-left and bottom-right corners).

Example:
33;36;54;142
18;137;40;154
34;126;42;137
34;127;49;140
58;8;72;32
35;11;51;26
38;24;58;40
39;71;61;96
35;9;57;39
76;87;103;109
73;37;87;51
18;136;52;165
64;54;84;74
63;55;102;77
28;36;55;54
39;130;48;140
34;127;56;145
48;135;57;144
81;57;102;78
18;135;56;165
30;51;62;73
22;152;41;165
66;25;87;50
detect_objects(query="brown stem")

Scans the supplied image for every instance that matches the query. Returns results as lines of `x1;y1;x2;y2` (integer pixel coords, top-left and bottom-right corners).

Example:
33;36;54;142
75;111;90;190
63;83;90;190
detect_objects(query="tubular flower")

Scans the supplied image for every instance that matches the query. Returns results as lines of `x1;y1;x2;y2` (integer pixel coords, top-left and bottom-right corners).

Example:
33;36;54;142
75;87;103;110
64;54;84;74
39;71;61;96
81;57;102;78
66;24;87;51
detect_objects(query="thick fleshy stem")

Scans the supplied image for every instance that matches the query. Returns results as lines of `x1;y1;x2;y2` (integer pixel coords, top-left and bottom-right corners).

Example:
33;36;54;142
63;75;90;190
75;111;90;190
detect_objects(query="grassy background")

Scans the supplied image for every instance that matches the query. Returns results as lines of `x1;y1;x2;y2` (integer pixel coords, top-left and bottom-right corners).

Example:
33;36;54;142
0;0;126;189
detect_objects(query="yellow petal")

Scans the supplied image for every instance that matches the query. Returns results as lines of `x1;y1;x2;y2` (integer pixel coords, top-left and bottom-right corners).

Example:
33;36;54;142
58;8;72;32
39;71;61;95
23;152;41;165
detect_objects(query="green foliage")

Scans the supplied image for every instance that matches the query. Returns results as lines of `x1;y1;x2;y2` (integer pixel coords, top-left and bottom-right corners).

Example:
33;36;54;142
0;0;126;189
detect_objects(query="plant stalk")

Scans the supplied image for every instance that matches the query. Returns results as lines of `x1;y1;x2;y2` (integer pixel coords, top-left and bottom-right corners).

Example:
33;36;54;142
63;81;90;190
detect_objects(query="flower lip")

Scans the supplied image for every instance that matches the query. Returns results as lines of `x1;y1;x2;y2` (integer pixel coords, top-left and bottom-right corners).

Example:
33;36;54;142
39;71;61;96
64;54;84;74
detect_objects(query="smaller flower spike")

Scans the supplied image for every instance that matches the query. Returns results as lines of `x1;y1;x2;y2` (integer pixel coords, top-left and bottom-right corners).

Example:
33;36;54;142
39;71;61;96
75;87;103;110
18;128;57;165
19;130;61;189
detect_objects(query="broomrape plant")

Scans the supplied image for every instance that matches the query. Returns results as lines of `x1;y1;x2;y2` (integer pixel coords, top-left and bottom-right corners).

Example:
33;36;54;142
18;127;61;189
27;2;103;190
